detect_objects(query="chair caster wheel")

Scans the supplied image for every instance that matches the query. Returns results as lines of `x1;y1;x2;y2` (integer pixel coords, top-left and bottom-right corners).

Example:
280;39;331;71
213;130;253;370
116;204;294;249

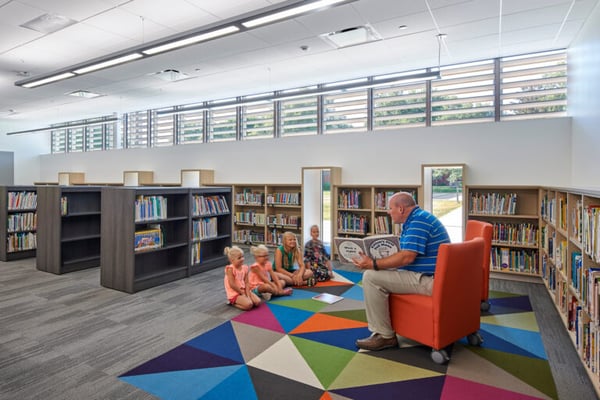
480;301;490;312
467;332;483;346
431;349;449;364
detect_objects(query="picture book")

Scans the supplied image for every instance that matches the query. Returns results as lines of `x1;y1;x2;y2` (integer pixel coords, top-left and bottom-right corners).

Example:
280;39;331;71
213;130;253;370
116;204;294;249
334;234;400;264
312;292;344;304
134;228;162;252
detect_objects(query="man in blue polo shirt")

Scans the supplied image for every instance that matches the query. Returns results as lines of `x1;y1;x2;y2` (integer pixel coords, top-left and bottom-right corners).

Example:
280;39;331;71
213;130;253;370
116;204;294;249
352;191;450;351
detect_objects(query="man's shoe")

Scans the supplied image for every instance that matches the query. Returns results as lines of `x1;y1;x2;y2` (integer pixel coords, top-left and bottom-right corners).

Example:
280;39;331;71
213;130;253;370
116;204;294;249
355;333;398;351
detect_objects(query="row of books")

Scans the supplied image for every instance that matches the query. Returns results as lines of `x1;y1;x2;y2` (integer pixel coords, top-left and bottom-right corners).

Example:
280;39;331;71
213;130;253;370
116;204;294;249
583;205;600;263
135;195;167;222
233;229;265;244
490;247;539;274
192;195;229;216
7;191;37;210
191;242;202;265
266;214;300;227
374;191;394;210
373;215;401;235
337;211;369;234
235;211;265;225
469;192;517;215
235;190;263;206
492;222;538;246
7;212;37;233
338;190;362;209
540;193;555;224
266;192;300;206
7;232;36;253
192;217;218;240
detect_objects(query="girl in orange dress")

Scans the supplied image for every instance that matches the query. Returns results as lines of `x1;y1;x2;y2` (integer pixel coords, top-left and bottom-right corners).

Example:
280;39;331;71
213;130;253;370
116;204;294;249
249;244;293;300
223;246;261;310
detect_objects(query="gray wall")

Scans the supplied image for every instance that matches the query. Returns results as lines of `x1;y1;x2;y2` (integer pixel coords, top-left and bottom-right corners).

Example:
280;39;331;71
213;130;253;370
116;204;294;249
0;151;14;185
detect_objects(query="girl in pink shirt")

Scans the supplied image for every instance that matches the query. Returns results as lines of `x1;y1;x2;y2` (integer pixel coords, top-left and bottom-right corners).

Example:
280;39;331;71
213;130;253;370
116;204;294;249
223;246;261;310
249;245;293;300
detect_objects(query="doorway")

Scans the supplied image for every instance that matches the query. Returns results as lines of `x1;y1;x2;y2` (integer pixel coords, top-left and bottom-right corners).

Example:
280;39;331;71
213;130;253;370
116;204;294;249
421;164;465;242
302;167;341;252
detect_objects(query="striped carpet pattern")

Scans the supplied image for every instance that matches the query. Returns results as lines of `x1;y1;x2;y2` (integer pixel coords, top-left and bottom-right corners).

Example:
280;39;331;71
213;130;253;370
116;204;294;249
119;270;558;400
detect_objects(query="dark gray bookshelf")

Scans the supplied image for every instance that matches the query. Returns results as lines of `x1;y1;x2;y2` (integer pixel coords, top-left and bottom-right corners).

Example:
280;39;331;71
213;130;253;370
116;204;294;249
0;186;37;261
36;186;102;274
101;186;231;293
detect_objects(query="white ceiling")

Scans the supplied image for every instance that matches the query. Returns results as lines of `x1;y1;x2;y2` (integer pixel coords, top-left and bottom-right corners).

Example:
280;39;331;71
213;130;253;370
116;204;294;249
0;0;597;128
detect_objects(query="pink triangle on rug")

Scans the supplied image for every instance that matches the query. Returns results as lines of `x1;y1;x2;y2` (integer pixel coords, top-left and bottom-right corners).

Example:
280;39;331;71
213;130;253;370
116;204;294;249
232;303;285;333
441;375;546;400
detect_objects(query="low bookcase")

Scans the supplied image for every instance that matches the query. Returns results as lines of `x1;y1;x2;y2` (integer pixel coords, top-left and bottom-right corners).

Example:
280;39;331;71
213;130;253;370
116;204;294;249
100;186;231;293
36;186;102;274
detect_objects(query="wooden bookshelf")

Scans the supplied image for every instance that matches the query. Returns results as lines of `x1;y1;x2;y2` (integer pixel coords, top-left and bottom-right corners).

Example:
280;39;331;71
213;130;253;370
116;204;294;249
230;184;302;247
266;184;302;246
465;185;540;277
539;187;600;395
100;186;232;293
0;186;37;261
332;185;419;258
36;186;102;274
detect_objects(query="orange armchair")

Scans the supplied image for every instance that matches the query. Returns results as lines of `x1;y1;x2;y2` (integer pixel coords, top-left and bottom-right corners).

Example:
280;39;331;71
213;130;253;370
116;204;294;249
389;238;484;364
465;220;493;311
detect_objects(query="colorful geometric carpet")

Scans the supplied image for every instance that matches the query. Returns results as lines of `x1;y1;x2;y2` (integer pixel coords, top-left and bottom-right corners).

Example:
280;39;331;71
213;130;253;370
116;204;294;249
119;270;558;399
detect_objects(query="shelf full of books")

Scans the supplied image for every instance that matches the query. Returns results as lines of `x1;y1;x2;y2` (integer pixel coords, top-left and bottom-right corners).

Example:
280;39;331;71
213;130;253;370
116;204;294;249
190;189;231;275
231;184;301;247
538;187;600;393
466;186;540;276
100;186;231;293
332;185;418;259
0;186;38;261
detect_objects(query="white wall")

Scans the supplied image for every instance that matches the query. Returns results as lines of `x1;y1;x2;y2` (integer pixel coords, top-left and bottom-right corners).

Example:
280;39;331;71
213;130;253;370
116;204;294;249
36;117;572;187
568;1;600;188
0;120;49;185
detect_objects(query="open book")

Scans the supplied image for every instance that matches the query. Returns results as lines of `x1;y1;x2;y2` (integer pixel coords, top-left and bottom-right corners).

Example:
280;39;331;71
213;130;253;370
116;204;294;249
312;293;344;304
334;234;400;264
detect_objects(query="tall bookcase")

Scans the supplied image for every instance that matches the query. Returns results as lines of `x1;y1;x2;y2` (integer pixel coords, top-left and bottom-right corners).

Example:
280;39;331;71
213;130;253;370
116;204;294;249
465;186;540;276
231;184;302;247
539;187;600;392
100;186;231;293
36;186;102;274
0;186;37;261
332;185;419;257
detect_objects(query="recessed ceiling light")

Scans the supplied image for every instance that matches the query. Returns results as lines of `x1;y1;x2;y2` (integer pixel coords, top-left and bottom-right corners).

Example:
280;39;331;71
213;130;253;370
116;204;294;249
20;13;77;34
67;90;102;99
320;24;382;49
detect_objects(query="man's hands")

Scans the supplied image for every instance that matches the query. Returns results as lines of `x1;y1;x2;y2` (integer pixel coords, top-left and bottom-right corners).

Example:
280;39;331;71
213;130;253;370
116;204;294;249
352;251;373;270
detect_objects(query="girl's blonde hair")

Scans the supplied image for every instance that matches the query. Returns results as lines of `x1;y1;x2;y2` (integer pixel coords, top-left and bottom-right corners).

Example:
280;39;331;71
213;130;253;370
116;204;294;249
250;244;269;256
223;245;244;261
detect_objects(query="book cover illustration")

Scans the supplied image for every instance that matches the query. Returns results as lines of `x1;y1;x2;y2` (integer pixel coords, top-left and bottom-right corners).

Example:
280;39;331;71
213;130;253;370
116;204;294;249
334;234;400;264
134;228;162;252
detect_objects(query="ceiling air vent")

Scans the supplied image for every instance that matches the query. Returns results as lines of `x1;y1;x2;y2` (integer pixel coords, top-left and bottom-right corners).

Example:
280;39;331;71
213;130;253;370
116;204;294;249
320;24;382;49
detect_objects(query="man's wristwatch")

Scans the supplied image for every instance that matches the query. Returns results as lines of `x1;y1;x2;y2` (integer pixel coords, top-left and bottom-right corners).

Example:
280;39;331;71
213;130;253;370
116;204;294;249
371;257;379;271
